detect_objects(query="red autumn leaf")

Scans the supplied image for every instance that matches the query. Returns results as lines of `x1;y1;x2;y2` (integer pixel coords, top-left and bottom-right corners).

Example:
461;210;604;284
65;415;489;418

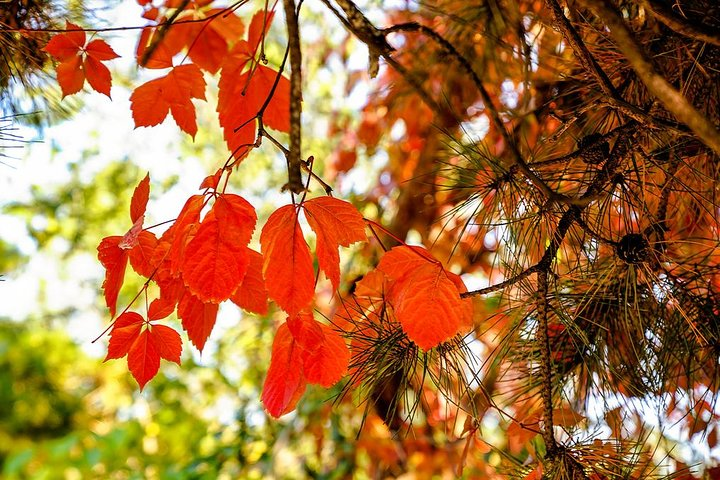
42;22;85;60
287;312;350;387
128;230;158;277
168;195;204;277
177;291;219;352
302;196;366;290
105;311;182;389
136;26;174;69
43;23;119;97
151;324;182;364
128;328;160;389
105;311;144;360
98;235;129;318
119;215;145;250
130;64;206;138
218;51;290;160
199;168;223;190
182;194;256;303
230;249;269;315
377;246;467;350
151;8;244;74
55;56;85;97
148;297;176;321
260;205;315;316
261;322;307;417
247;9;275;54
130;173;150;224
83;56;112;96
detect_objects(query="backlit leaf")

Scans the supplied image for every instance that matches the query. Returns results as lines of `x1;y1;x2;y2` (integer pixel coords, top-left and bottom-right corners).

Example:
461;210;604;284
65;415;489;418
288;312;349;387
230;249;269;315
56;55;84;97
378;246;467;350
177;291;219;352
128;230;158;277
130;64;206;138
152;324;182;364
105;311;144;360
127;328;160;389
303;196;366;290
182;194;256;303
261;322;307;417
98;235;129;318
130;173;150;224
42;22;85;60
260;205;314;316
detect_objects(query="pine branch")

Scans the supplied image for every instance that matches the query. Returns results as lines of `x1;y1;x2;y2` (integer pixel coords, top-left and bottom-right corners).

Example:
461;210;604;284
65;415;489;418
578;0;720;156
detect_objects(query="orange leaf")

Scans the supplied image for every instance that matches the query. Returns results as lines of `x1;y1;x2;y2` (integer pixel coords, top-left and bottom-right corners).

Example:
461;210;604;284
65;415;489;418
553;406;586;429
218;61;290;160
105;311;144;360
136;26;174;69
148;297;176;321
230;249;269;315
378;246;466;350
128;230;158;277
152;324;182;364
181;194;256;303
168;195;204;277
130;173;150;224
85;38;120;61
44;25;118;97
260;205;314;316
56;55;84;97
83;57;113;97
288;312;350;387
130;64;206;138
261;322;307;417
199;168;223;190
177;291;219;352
248;9;274;54
98;235;129;318
128;328;160;389
302;196;366;290
42;22;85;60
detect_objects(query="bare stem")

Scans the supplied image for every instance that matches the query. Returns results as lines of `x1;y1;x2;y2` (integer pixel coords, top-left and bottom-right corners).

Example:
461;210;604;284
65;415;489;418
578;0;720;155
282;0;304;193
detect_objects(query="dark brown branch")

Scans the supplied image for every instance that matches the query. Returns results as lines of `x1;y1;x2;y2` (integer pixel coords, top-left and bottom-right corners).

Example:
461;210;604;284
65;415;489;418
640;0;720;47
140;0;191;67
578;0;720;156
545;0;618;98
319;0;459;123
282;0;304;193
536;271;558;454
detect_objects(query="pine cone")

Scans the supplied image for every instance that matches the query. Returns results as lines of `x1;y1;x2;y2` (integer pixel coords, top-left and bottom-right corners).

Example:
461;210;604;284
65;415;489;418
577;133;610;164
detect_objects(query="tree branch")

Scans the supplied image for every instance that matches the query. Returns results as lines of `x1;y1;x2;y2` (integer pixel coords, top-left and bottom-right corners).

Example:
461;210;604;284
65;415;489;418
282;0;304;193
578;0;720;156
639;0;720;47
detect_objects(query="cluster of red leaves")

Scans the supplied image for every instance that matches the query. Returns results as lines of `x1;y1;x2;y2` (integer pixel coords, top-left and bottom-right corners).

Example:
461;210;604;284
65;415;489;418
132;3;289;157
96;173;369;408
44;0;476;417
